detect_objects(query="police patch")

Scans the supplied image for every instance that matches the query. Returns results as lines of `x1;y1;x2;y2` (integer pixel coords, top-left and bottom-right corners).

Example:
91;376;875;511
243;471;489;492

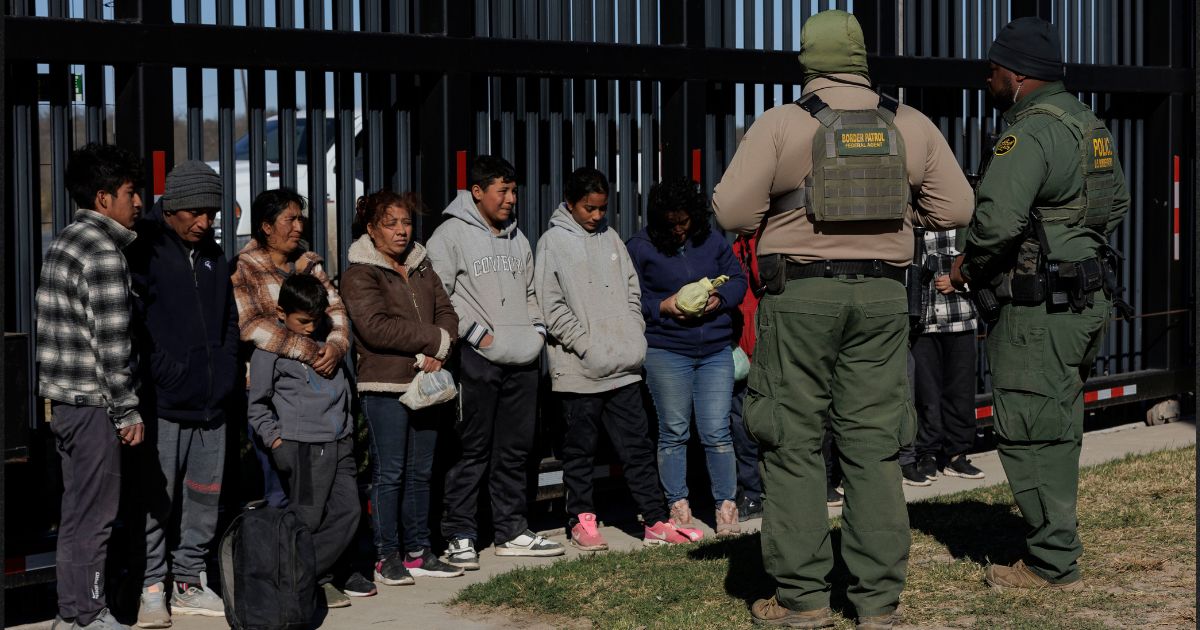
994;135;1018;156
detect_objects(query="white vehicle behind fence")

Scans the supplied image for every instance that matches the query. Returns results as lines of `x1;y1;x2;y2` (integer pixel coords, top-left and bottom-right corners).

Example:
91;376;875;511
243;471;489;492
207;113;364;254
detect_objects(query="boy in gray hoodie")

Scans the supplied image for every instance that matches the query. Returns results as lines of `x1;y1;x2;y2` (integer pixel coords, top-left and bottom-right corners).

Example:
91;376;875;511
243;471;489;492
535;168;701;550
426;155;564;568
247;274;360;608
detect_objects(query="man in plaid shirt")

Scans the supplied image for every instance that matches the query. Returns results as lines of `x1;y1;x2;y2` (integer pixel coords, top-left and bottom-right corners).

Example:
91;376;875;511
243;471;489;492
900;228;986;487
37;143;145;630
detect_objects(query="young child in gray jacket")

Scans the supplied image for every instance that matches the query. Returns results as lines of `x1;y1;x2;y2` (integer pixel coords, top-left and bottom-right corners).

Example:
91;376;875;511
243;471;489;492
247;273;360;608
534;167;702;551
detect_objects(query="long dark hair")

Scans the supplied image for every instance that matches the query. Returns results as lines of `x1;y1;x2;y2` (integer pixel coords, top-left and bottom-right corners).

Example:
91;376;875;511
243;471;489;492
646;176;711;255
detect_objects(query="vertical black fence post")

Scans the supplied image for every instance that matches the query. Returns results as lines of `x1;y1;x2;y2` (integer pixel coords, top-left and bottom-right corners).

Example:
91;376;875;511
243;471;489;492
418;0;475;232
113;0;173;208
660;0;705;185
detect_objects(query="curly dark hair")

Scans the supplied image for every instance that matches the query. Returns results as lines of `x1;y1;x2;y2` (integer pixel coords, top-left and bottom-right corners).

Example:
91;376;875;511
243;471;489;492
646;177;711;255
65;143;144;209
353;190;425;238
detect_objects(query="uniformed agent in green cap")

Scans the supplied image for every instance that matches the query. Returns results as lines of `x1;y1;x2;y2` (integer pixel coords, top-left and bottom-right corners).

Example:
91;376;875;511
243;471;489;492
715;8;973;629
950;16;1130;591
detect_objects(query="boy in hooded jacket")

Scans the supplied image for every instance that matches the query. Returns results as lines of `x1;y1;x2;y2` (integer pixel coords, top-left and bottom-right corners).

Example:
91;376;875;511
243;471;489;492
426;155;565;569
535;168;701;550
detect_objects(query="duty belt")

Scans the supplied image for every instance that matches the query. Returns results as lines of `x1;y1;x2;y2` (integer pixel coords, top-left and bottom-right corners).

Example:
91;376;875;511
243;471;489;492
1007;257;1105;311
785;259;907;284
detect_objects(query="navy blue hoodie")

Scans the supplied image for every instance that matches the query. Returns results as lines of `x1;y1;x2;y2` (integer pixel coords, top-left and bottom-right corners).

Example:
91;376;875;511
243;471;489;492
625;227;747;358
128;200;240;422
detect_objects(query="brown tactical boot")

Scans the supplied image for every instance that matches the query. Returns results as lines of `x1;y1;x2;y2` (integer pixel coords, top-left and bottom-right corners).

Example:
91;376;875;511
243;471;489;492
984;559;1084;592
669;498;695;527
716;499;741;537
750;596;834;628
856;613;895;629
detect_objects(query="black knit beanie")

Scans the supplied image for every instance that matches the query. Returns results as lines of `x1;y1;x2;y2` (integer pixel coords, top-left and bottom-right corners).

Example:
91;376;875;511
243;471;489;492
989;17;1064;81
162;160;222;212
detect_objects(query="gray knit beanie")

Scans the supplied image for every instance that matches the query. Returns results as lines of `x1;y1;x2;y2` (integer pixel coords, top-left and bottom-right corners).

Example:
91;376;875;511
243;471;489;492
162;160;222;212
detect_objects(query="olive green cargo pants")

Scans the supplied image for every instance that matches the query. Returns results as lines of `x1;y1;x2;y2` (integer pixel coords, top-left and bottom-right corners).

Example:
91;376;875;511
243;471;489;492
746;277;914;618
988;295;1109;584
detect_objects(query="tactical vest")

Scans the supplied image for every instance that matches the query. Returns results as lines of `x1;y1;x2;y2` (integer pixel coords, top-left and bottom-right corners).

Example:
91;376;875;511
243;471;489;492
798;93;910;222
991;103;1122;305
1015;103;1120;232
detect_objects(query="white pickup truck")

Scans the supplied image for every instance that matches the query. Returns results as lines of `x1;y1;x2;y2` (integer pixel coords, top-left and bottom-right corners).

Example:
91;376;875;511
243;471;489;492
207;113;364;252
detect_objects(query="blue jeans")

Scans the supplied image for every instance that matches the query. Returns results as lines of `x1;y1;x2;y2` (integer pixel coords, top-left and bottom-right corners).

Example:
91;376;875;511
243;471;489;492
362;395;438;557
643;347;737;505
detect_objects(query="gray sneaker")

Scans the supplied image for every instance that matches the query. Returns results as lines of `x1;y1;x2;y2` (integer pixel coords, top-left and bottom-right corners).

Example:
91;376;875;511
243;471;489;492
76;609;131;629
136;583;172;628
495;530;565;557
170;571;225;617
322;582;351;609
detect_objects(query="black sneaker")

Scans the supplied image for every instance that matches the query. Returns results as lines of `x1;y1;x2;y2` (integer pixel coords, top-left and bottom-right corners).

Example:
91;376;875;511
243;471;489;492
736;495;764;522
917;454;939;480
944;456;986;479
373;552;415;586
343;571;377;597
826;486;844;507
403;548;465;578
902;463;932;486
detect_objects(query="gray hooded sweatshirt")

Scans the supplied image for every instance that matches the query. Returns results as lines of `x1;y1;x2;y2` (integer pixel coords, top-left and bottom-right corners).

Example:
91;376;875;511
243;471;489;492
534;203;647;394
247;347;353;446
426;189;545;366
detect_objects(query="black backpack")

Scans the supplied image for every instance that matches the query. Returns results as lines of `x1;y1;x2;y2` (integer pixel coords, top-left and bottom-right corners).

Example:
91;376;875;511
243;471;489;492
219;504;318;630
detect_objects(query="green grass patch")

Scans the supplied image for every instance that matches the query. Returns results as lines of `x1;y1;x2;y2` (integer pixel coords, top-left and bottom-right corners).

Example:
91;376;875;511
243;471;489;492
455;446;1196;629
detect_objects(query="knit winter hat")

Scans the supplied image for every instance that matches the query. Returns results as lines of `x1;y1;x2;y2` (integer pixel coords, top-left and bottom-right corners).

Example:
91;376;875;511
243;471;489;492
162;160;222;212
989;17;1064;80
798;10;870;84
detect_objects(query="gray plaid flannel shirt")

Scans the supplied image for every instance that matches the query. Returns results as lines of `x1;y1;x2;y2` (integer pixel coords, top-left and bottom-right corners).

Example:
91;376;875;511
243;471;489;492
36;209;142;428
920;229;977;335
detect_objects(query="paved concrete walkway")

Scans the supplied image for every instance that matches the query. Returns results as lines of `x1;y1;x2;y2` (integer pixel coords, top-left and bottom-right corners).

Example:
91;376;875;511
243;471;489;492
12;420;1194;630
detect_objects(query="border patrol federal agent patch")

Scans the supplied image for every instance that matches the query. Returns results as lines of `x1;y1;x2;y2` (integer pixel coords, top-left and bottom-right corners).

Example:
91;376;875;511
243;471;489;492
836;128;890;155
994;134;1018;156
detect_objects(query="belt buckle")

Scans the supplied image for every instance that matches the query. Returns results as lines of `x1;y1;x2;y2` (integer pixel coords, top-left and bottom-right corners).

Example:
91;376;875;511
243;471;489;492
822;260;833;277
869;260;882;277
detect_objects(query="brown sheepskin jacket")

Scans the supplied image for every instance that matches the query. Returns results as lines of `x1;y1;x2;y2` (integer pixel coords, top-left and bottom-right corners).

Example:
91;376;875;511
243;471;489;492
340;235;458;393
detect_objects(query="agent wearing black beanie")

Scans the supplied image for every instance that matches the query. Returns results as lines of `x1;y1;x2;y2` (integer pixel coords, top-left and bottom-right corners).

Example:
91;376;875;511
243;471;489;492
988;16;1064;81
952;16;1131;596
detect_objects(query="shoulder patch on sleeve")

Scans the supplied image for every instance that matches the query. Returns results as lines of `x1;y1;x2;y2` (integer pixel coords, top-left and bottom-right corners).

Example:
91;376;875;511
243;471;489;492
994;134;1018;156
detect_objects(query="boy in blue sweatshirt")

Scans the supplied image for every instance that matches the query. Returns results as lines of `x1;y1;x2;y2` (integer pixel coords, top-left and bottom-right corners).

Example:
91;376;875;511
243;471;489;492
247;274;360;609
427;155;565;569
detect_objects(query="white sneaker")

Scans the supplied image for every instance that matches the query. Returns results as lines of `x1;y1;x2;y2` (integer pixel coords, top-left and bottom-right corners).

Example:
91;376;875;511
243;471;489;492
443;538;480;570
170;571;225;617
495;530;565;557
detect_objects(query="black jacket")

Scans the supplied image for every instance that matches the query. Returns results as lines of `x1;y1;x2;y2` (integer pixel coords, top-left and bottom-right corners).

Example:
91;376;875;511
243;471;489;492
128;200;240;422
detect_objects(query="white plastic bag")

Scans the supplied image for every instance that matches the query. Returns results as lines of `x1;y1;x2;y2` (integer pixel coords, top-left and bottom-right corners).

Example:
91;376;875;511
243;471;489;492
399;354;458;410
